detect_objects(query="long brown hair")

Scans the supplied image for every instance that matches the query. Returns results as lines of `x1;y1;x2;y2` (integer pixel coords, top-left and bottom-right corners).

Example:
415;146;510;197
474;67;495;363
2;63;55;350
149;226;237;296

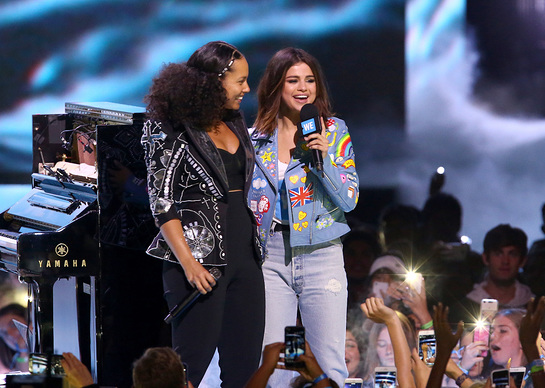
362;311;416;381
253;47;333;135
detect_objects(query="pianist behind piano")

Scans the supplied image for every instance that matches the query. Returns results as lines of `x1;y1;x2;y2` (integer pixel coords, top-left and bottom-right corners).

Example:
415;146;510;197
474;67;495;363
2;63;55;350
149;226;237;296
140;41;265;388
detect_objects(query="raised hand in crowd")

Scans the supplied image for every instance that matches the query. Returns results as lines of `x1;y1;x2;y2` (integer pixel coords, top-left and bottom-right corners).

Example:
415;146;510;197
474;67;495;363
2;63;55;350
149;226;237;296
520;297;545;361
362;296;398;325
458;337;488;374
410;338;474;388
388;276;433;329
362;297;415;388
520;296;545;388
60;352;95;388
244;341;336;388
292;342;336;387
244;342;285;388
425;303;464;388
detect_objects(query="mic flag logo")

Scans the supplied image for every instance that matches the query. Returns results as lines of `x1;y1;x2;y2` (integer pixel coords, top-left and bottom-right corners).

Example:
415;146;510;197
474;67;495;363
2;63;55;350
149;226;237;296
301;118;317;136
289;184;314;208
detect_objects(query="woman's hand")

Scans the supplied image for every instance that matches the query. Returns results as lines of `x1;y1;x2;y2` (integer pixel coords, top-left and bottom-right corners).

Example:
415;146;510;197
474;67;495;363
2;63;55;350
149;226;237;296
304;126;329;159
388;278;432;327
160;219;217;294
459;341;487;371
363;297;416;388
181;259;217;294
361;297;397;325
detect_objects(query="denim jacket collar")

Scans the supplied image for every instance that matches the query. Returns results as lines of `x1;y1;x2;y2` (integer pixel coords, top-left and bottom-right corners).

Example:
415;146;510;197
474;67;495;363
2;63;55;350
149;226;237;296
251;128;312;191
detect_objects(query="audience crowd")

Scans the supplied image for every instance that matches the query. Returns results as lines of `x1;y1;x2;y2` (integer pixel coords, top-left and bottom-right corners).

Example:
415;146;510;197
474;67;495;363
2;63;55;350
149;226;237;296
335;175;545;388
1;174;545;388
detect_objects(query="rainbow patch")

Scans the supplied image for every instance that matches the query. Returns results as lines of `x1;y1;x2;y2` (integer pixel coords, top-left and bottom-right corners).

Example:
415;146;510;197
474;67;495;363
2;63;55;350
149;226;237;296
336;134;352;158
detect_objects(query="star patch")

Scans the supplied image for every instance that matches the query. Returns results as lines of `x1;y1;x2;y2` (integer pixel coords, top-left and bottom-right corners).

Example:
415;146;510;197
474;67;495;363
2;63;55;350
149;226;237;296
260;151;273;162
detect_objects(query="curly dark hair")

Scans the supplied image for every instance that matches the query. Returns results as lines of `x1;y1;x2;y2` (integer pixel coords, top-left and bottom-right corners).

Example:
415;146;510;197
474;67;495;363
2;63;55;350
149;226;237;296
144;41;243;131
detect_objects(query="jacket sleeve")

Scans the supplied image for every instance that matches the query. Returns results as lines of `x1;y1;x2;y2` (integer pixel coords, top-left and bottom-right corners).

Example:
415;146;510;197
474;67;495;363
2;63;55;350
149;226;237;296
141;120;181;227
309;117;359;212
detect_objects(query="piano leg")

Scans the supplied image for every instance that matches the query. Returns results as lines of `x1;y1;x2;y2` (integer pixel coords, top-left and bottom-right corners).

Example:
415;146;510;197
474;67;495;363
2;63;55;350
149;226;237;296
28;277;56;355
26;276;97;380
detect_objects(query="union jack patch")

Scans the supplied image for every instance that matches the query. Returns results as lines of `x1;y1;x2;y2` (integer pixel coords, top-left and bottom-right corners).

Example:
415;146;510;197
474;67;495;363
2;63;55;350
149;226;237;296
288;183;314;208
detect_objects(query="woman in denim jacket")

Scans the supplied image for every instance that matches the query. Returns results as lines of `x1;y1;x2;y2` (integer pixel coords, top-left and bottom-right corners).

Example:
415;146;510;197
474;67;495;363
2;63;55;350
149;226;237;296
248;47;359;387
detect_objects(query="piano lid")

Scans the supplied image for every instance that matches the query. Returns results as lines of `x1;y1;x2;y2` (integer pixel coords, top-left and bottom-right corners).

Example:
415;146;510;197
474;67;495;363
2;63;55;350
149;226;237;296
65;102;145;124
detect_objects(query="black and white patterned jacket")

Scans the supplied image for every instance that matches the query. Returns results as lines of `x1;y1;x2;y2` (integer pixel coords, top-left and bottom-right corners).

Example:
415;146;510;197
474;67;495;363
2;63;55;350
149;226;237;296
141;111;260;266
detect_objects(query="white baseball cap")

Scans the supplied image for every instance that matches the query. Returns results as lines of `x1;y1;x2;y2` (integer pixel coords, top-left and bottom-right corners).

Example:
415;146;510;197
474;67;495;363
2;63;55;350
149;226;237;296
369;254;406;276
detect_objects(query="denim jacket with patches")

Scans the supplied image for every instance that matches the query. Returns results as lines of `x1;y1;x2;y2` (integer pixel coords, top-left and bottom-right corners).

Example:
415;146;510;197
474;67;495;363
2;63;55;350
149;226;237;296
248;117;359;257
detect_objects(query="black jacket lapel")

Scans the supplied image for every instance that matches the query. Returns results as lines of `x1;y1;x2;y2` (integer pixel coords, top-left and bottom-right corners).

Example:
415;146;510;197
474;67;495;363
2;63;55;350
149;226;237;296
185;125;229;197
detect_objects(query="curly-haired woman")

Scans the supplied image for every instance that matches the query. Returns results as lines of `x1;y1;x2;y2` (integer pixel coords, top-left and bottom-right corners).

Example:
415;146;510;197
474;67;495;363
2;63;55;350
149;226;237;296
141;41;264;388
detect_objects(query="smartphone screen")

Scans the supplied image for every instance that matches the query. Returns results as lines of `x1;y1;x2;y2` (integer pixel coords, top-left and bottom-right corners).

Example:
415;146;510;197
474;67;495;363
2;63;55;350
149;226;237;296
374;367;396;388
405;272;422;295
509;367;526;388
344;378;364;388
372;281;389;298
418;330;436;366
473;325;490;356
480;299;498;323
492;369;510;388
474;298;498;356
285;326;305;368
29;353;64;376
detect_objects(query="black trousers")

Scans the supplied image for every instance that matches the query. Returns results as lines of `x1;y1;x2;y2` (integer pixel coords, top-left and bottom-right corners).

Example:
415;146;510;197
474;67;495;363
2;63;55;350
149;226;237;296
163;256;264;387
163;193;265;387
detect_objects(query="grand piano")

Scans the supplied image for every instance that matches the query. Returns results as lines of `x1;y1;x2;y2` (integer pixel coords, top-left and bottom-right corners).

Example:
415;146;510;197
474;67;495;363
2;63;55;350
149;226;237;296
0;103;168;387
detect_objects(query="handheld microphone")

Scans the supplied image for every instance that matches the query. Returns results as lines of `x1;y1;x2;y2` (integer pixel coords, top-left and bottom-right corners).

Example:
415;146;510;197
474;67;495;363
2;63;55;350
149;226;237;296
299;103;324;176
164;267;222;324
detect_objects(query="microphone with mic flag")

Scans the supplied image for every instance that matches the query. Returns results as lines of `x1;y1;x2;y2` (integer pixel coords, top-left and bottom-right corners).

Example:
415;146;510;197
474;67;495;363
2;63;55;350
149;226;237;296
164;267;222;324
299;103;324;177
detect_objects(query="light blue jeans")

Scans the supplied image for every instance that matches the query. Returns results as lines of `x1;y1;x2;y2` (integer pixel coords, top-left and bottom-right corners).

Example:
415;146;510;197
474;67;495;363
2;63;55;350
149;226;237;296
263;230;348;387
